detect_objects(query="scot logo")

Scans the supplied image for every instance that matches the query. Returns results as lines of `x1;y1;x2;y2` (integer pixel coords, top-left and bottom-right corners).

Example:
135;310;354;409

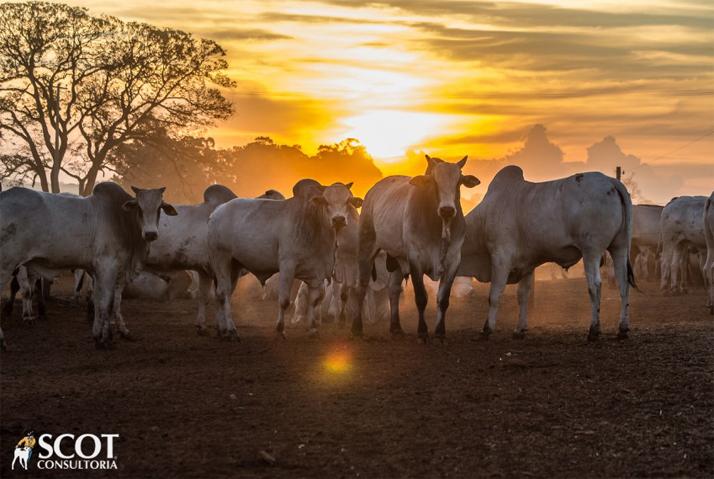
10;430;119;471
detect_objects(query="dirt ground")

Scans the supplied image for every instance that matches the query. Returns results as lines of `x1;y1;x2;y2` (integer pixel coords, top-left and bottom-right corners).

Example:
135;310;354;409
1;275;713;478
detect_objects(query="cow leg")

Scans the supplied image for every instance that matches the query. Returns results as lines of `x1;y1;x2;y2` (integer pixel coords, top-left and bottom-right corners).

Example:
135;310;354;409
92;264;118;349
195;270;211;335
583;252;603;341
670;246;682;294
337;283;348;324
660;244;672;292
514;271;534;339
610;246;631;339
705;244;714;313
434;261;460;340
17;268;35;323
306;282;325;337
211;253;237;339
291;281;308;325
0;268;14;350
112;281;133;340
2;274;20;320
276;264;296;338
36;277;46;321
387;269;404;336
482;257;509;338
411;270;429;341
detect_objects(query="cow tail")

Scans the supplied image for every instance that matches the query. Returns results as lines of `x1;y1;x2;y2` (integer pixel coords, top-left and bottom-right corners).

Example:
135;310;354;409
613;179;638;290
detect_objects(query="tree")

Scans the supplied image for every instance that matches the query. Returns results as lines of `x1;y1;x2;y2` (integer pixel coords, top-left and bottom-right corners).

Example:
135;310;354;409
111;135;384;202
0;2;233;194
111;130;235;204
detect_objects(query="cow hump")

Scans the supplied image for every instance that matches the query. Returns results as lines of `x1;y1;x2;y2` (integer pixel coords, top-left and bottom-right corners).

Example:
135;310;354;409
203;184;237;205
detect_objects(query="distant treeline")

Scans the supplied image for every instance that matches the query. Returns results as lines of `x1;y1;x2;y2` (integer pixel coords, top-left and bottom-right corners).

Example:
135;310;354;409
111;134;383;203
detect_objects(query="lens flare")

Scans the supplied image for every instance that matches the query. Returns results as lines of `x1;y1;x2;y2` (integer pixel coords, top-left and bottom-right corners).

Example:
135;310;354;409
323;348;352;375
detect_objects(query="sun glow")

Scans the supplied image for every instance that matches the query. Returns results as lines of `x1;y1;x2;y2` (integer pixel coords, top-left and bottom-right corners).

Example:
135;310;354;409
323;348;353;375
342;110;452;159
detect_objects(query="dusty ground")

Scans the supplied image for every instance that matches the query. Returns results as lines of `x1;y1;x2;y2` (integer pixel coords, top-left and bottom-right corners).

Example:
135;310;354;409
1;276;713;478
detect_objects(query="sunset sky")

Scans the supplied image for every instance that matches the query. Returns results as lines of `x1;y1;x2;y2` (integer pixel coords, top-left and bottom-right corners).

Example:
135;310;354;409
58;0;713;201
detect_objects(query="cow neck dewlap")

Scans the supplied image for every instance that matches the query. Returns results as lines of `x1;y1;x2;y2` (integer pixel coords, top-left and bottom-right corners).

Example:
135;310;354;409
438;216;455;275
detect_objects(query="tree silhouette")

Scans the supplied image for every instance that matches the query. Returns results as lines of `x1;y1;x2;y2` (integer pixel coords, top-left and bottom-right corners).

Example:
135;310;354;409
0;2;233;194
112;135;383;202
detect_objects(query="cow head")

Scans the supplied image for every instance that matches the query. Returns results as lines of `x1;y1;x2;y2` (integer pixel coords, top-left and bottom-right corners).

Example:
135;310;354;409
122;186;178;242
410;155;479;238
312;182;363;231
410;155;479;217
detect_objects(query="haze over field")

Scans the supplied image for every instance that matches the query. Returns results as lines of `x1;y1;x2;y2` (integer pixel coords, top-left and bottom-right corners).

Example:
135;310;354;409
4;0;713;204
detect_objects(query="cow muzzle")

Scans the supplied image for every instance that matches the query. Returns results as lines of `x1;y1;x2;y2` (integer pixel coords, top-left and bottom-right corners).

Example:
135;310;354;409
144;231;158;242
438;206;456;219
332;216;346;230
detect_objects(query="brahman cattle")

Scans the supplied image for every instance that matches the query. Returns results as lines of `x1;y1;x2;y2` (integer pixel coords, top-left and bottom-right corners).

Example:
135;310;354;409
351;155;480;340
659;196;707;294
0;182;175;349
632;204;663;280
458;166;635;341
207;180;361;338
127;184;237;334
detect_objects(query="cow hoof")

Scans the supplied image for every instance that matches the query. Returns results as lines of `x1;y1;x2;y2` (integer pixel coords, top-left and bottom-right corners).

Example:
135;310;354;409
307;329;320;339
587;329;600;342
350;327;364;338
94;339;114;350
196;326;209;336
222;330;240;342
0;340;6;351
709;306;714;315
119;331;136;341
480;327;492;340
617;329;629;340
418;333;429;344
390;327;405;338
275;331;287;341
512;330;527;340
433;334;446;344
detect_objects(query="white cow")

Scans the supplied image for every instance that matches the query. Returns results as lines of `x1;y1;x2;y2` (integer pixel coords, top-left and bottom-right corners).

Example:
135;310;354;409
458;166;634;340
703;192;714;314
634;246;655;280
0;183;176;349
121;184;237;334
208;180;362;338
632;204;663;280
659;196;707;294
351;155;480;340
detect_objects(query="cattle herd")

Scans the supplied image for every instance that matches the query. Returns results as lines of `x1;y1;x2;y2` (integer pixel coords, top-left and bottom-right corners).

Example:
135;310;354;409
1;156;712;351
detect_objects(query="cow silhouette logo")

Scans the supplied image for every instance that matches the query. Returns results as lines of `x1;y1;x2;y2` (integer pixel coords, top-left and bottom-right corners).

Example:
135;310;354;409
12;431;36;470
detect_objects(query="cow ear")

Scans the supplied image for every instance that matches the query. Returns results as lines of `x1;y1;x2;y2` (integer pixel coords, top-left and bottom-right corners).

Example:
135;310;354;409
311;196;328;206
159;186;166;194
161;202;178;216
457;156;468;168
130;186;142;195
344;182;353;190
122;200;138;211
349;196;363;208
410;175;432;187
461;175;480;188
